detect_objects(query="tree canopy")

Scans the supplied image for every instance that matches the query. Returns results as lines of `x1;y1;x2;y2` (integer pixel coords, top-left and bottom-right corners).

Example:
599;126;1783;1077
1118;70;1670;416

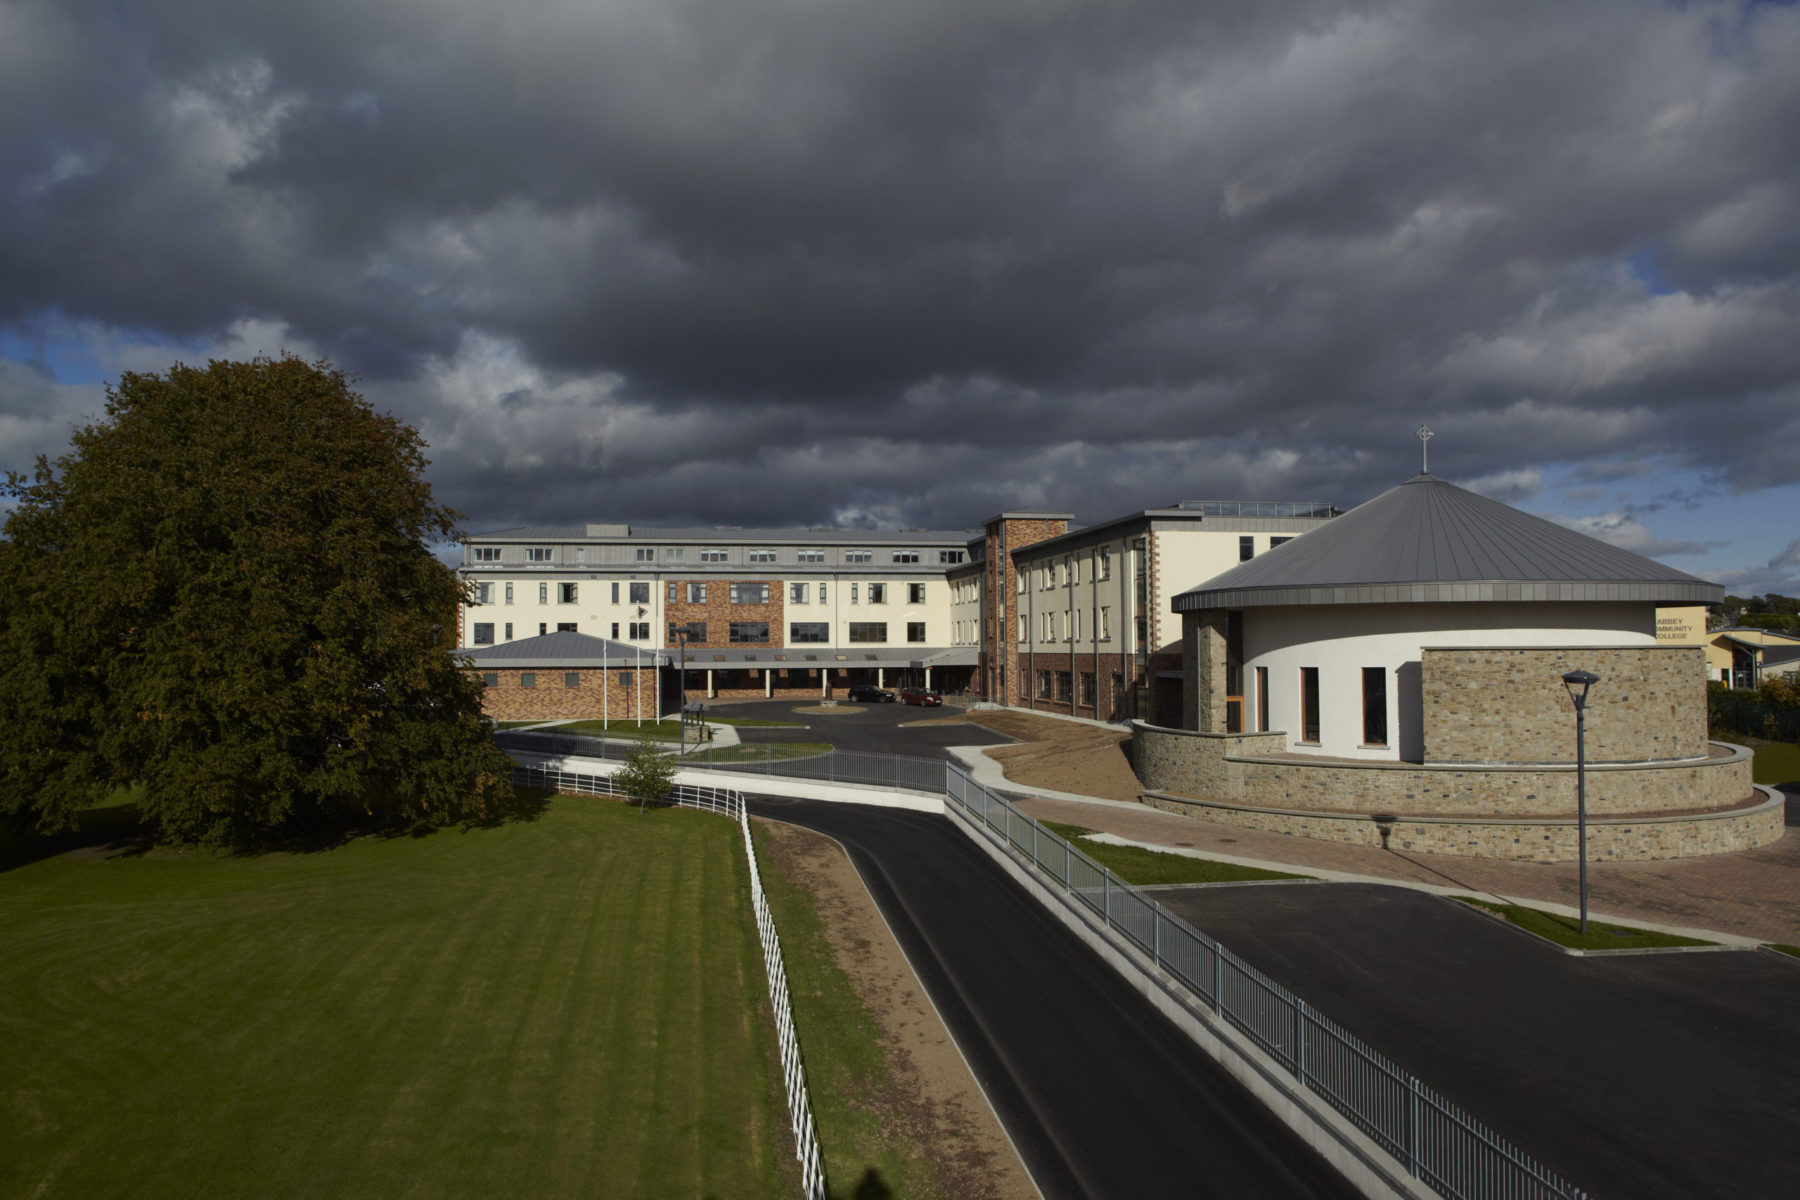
0;356;513;845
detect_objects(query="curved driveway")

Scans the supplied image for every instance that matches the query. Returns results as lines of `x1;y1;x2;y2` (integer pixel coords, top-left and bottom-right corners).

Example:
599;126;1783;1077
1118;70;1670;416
746;795;1359;1200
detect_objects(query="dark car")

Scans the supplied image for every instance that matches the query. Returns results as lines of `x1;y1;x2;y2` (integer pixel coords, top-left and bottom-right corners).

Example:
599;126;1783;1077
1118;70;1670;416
898;686;943;707
846;684;896;703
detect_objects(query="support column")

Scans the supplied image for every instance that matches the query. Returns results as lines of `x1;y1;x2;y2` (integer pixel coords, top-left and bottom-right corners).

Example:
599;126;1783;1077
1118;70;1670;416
878;667;884;689
707;669;716;699
1185;610;1229;732
924;667;931;689
764;670;772;698
820;669;828;698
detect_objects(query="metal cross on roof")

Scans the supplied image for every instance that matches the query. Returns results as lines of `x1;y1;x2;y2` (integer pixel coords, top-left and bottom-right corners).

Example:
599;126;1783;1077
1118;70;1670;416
1416;424;1434;473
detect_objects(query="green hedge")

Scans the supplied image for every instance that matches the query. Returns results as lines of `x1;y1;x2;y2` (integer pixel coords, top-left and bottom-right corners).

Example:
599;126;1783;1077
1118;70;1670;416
1708;679;1800;743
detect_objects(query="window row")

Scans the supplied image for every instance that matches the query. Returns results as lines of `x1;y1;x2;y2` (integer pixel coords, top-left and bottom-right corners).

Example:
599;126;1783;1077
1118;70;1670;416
1013;608;1111;643
472;545;968;566
481;671;637;689
1234;665;1386;746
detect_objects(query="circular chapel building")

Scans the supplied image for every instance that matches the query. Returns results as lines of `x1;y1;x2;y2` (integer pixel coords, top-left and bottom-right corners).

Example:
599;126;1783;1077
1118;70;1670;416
1134;474;1781;861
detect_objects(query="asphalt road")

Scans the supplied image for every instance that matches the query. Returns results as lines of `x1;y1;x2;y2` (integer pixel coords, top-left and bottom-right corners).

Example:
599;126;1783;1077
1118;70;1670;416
1152;882;1800;1200
745;795;1361;1200
705;698;1014;761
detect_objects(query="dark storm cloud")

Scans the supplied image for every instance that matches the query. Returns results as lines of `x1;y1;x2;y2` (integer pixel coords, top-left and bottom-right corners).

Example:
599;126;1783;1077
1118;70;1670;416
3;0;1800;541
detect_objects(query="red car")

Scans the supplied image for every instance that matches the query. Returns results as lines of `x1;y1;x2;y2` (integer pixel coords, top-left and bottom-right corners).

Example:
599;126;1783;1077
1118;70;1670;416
898;687;942;707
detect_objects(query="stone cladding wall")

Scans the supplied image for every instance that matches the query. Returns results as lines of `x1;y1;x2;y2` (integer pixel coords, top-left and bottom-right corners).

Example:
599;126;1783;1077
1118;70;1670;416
1422;645;1706;764
1133;722;1754;819
981;517;1068;706
1182;611;1228;733
1139;789;1786;863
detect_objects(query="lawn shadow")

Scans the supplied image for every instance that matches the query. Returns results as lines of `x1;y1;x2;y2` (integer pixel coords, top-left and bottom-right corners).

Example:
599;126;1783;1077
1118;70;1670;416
0;801;154;874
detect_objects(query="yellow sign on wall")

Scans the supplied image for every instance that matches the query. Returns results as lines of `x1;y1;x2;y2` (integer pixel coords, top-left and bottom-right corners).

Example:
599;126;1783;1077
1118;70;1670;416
1655;606;1707;645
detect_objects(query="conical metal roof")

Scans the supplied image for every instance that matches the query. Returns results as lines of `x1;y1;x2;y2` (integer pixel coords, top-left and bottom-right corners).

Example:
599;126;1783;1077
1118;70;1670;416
1173;474;1722;612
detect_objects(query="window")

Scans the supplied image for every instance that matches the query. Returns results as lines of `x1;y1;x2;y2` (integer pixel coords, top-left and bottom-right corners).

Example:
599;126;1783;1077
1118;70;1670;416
1055;672;1072;703
848;622;887;643
611;622;619;638
558;582;578;603
482;672;498;688
797;549;825;563
1099;607;1111;641
628;621;650;639
611;582;619;604
1271;536;1293;549
868;583;887;604
1239;536;1255;562
504;623;513;640
851;583;859;605
538;623;547;636
565;673;580;689
1016;571;1024;594
473;582;493;605
790;582;808;603
539;583;548;604
908;583;926;604
790;622;829;643
1256;666;1269;732
669;621;705;643
686;582;708;603
846;550;872;564
1037;670;1052;700
526;547;552;562
749;548;777;563
576;548;586;563
818;583;828;603
729;582;770;605
618;671;634;688
892;551;919;564
521;672;537;689
1300;668;1321;743
474;547;500;562
1362;667;1388;746
664;547;684;561
701;548;728;563
556;622;577;633
629;582;649;604
1081;672;1096;706
1098;548;1111;580
635;548;655;562
730;622;770;644
907;622;926;643
667;582;677;604
1017;614;1026;642
505;582;513;604
473;622;494;645
939;550;965;564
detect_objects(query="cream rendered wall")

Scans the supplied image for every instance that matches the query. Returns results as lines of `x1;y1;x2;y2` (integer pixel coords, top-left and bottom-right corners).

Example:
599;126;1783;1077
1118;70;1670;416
829;576;948;646
1150;528;1312;654
949;573;983;646
1240;601;1657;761
462;572;663;646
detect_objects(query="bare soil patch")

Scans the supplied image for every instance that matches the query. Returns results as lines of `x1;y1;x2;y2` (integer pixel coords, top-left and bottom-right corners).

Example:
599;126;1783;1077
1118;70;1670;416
919;709;1146;801
756;819;1036;1200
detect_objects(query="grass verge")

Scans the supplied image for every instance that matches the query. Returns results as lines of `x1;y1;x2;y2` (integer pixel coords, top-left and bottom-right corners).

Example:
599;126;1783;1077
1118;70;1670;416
1039;820;1309;886
1765;943;1800;959
752;824;929;1199
0;796;792;1199
1452;896;1716;951
1739;737;1800;786
555;717;687;740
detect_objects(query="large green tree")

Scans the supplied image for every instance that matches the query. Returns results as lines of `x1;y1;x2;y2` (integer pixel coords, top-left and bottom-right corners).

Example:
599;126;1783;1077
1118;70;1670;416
0;356;513;844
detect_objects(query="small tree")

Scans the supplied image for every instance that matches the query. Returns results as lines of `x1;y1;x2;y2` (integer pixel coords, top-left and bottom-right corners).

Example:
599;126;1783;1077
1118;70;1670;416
614;729;676;813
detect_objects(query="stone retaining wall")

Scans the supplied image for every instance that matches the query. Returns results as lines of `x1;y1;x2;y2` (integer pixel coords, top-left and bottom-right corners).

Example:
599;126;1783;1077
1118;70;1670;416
1133;722;1755;819
1139;788;1787;863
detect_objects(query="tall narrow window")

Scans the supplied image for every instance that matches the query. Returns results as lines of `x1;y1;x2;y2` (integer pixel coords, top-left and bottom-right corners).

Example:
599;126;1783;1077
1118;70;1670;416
1300;667;1321;743
1362;667;1388;746
1256;666;1269;733
1239;536;1255;562
1224;611;1244;733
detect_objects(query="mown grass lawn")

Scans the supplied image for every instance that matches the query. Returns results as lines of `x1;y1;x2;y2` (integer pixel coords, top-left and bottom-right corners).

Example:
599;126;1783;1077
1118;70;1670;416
1451;896;1715;951
1742;737;1800;786
0;797;793;1199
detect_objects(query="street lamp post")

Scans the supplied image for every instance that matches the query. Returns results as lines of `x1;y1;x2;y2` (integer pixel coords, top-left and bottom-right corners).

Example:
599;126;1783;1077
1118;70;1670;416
673;627;690;754
1561;668;1600;934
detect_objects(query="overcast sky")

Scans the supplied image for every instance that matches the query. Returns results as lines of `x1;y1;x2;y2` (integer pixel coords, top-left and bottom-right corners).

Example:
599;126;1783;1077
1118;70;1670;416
3;0;1798;594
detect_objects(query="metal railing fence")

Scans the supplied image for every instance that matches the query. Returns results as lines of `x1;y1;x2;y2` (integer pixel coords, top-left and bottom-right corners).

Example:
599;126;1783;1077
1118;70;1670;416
499;729;946;793
511;763;827;1200
943;763;1589;1200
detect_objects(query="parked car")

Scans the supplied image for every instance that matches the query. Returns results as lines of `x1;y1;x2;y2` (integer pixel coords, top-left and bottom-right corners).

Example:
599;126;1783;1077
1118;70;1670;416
846;684;897;703
898;686;943;707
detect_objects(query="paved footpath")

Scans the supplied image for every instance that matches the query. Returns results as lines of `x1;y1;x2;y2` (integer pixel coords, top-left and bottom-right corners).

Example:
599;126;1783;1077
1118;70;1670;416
1008;785;1800;945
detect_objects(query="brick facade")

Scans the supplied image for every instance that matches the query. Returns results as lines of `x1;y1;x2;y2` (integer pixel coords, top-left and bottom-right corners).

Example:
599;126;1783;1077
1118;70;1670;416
979;516;1068;707
663;579;785;652
476;665;664;722
1422;646;1707;764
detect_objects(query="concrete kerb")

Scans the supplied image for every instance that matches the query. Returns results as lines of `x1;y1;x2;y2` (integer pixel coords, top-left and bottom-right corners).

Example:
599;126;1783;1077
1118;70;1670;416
946;804;1439;1200
509;751;945;815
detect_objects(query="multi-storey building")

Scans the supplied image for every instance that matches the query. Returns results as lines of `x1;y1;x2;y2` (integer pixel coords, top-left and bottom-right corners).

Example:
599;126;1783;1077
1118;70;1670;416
457;500;1340;724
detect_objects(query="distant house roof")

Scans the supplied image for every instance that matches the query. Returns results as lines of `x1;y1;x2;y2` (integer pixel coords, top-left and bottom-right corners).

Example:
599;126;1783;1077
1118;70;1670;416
459;631;668;668
1174;474;1722;612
